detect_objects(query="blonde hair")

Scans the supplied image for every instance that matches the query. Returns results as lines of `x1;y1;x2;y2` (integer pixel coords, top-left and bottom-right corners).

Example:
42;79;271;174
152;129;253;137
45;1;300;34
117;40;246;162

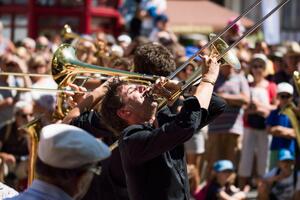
28;54;47;68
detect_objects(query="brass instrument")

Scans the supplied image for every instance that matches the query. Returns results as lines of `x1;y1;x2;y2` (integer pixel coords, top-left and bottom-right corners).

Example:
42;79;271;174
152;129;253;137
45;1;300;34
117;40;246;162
154;0;290;110
107;0;290;151
52;44;156;87
18;117;43;186
51;43;158;119
0;72;110;92
61;24;110;66
281;71;300;147
61;24;92;43
293;71;300;96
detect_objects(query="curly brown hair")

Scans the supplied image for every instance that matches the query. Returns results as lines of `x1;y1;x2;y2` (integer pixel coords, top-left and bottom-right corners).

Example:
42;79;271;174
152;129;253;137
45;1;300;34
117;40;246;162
133;43;176;76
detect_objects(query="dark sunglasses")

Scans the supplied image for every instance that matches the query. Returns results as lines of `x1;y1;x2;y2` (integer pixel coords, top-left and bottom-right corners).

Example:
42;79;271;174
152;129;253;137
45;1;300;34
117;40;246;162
17;112;33;119
252;64;265;69
279;94;292;99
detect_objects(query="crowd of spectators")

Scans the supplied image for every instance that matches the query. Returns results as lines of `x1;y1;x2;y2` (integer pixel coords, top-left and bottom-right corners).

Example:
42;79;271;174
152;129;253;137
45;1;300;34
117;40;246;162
0;0;300;199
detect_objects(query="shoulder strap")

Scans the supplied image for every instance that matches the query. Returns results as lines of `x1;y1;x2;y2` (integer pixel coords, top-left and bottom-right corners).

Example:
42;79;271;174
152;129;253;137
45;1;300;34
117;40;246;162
3;123;12;143
271;168;281;188
293;169;297;189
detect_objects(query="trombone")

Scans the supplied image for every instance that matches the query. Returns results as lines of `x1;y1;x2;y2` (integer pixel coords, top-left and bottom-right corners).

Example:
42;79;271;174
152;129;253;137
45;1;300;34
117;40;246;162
0;72;110;92
0;0;290;102
155;0;290;109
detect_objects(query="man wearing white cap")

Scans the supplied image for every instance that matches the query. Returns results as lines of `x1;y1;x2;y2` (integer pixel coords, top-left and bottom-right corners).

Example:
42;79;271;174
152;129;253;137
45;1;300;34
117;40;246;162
6;124;111;200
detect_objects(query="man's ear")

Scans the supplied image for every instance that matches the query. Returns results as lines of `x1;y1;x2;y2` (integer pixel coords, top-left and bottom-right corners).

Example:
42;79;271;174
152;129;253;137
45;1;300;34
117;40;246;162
117;107;131;120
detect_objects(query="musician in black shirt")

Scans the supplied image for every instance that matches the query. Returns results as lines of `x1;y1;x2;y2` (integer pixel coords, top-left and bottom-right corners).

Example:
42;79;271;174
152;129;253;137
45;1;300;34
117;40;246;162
100;56;226;200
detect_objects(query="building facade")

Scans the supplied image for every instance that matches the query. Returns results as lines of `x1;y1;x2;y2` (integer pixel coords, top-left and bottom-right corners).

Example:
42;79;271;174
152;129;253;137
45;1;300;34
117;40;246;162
0;0;122;41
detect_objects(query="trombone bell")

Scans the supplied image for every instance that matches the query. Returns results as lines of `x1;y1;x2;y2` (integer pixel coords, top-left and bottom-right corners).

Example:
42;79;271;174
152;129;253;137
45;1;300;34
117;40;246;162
209;33;241;70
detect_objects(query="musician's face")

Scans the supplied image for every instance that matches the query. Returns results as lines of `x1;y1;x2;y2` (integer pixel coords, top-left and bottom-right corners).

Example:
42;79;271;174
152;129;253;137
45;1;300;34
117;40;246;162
15;106;34;126
118;84;157;124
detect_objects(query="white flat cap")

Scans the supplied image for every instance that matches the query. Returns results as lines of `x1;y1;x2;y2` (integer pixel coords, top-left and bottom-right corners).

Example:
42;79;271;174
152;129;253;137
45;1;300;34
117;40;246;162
38;124;111;169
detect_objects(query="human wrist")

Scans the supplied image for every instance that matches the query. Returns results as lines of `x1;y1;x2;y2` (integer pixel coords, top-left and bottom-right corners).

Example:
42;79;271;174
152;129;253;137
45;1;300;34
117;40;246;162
201;76;216;86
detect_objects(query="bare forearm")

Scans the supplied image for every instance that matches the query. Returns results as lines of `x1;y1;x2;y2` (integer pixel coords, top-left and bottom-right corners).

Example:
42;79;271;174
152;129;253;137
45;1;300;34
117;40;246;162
255;107;271;118
194;82;214;109
268;126;296;138
62;86;107;124
221;93;249;106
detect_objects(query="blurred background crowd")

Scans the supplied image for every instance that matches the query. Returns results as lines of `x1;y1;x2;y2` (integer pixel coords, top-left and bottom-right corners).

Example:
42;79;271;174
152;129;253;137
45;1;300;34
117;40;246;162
0;0;300;199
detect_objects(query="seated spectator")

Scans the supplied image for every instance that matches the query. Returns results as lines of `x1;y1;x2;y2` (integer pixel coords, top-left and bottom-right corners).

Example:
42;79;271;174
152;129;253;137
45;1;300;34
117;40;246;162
0;54;31;127
266;82;296;169
197;160;247;200
0;101;33;189
258;149;300;200
6;124;111;200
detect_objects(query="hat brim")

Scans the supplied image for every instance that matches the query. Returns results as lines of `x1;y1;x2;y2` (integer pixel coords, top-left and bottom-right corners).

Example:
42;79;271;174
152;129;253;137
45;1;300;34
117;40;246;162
215;167;234;172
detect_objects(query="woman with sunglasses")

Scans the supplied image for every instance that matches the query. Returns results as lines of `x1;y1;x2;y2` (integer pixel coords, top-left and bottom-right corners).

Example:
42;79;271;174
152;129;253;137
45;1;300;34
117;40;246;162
266;82;297;169
238;54;278;190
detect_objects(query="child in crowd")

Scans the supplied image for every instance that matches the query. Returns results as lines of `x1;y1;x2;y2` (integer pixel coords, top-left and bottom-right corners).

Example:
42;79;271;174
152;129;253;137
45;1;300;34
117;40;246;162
258;148;300;200
266;82;297;169
194;160;248;200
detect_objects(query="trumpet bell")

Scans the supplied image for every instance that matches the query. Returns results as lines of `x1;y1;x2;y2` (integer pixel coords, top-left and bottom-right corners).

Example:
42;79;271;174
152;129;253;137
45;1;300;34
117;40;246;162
52;43;77;87
209;33;241;70
61;24;74;41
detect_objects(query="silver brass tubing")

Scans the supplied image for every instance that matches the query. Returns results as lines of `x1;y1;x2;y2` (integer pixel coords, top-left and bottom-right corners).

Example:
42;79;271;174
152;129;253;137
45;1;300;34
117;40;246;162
217;0;290;61
168;0;263;79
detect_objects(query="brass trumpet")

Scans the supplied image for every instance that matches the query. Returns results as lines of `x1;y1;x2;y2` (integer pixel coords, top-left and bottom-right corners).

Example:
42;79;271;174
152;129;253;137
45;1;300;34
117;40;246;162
293;71;300;96
18;116;43;186
281;71;300;148
61;24;92;43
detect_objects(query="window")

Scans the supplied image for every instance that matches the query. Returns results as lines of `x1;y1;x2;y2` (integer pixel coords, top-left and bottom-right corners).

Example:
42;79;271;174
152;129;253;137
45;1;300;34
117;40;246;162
0;0;13;5
14;14;28;41
0;0;27;5
92;0;119;8
36;0;84;7
91;16;115;32
0;14;27;41
281;0;300;31
37;15;80;37
14;0;27;4
0;14;12;39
